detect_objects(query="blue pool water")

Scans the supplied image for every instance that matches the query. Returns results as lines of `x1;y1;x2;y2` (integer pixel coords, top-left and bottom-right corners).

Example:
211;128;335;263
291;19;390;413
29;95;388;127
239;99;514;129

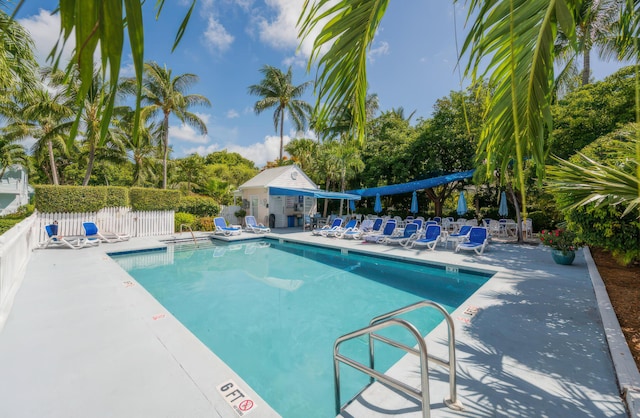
111;240;491;417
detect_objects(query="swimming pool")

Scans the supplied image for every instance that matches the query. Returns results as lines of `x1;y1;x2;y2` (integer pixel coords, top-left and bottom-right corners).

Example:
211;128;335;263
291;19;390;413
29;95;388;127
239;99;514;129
111;239;492;417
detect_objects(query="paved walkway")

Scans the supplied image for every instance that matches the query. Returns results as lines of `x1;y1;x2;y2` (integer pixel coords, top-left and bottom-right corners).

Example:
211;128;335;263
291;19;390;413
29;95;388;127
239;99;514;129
0;229;637;417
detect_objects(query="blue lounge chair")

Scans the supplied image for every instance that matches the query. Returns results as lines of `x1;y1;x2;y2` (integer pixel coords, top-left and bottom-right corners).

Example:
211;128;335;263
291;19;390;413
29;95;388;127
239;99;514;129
214;217;242;236
456;227;489;254
364;218;383;234
330;219;358;238
244;215;270;234
343;219;373;239
40;224;100;249
380;222;419;245
445;224;472;249
408;225;441;250
363;219;396;243
82;221;130;243
312;218;342;236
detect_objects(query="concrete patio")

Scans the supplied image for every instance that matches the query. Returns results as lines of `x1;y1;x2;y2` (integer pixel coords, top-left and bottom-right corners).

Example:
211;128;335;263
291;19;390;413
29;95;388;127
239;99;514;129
0;228;638;417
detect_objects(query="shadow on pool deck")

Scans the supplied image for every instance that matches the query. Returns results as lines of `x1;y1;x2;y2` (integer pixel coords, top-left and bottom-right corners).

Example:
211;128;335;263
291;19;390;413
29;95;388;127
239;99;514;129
0;230;637;418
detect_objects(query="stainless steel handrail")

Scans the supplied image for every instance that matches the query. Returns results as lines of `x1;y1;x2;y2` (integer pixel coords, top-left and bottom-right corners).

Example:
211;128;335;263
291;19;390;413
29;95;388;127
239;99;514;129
334;318;430;418
179;224;197;247
333;300;463;418
369;300;460;410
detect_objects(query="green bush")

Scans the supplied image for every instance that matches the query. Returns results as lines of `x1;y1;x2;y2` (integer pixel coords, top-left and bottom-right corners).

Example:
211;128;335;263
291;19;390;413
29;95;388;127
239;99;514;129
0;219;21;234
105;186;129;207
1;204;35;220
35;185;107;212
174;212;196;232
195;216;215;231
176;195;219;217
564;202;640;264
130;187;181;211
527;211;557;233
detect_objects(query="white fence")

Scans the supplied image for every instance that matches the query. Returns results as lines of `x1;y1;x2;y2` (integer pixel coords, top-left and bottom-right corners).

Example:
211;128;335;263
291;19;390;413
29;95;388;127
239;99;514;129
0;213;39;330
220;205;242;225
36;207;175;242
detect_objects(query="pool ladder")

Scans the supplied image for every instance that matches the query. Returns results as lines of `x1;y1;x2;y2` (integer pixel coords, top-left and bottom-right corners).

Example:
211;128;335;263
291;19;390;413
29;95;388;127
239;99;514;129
333;300;463;418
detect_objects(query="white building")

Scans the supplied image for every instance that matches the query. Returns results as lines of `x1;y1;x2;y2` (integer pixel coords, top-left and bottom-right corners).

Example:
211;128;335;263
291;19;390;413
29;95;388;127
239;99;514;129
0;165;30;216
237;165;360;228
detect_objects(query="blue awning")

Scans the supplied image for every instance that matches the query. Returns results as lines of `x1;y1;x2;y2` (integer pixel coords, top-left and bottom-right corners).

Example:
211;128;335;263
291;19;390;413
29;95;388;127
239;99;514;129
269;187;361;200
347;170;475;197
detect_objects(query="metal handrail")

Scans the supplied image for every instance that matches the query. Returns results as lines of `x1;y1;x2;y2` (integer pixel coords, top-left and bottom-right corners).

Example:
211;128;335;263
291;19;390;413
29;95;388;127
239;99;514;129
333;300;463;418
179;224;197;247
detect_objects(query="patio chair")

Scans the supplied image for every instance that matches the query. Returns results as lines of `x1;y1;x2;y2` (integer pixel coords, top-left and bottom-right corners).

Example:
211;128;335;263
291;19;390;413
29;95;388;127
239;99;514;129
331;219;359;238
445;224;472;249
214;217;242;236
312;218;342;236
363;218;383;234
244;215;270;234
82;221;130;243
408;224;441;250
455;227;489;255
363;219;396;243
40;224;100;250
380;222;419;245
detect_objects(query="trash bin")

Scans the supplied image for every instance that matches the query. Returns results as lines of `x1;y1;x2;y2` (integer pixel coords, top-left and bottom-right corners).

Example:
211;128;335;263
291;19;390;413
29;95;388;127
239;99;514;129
287;215;296;227
269;214;276;228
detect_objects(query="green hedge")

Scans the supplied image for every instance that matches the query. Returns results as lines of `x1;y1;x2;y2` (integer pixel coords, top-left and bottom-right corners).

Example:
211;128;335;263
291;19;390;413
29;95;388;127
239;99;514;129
35;186;181;212
35;185;107;212
130;187;181;211
176;195;219;217
0;219;21;234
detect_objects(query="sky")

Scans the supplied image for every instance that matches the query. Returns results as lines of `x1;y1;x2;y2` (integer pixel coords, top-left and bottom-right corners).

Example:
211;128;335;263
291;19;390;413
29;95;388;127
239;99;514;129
13;1;627;167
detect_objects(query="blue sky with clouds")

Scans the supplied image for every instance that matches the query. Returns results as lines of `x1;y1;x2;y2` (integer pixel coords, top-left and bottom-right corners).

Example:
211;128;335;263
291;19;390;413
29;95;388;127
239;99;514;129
15;1;626;167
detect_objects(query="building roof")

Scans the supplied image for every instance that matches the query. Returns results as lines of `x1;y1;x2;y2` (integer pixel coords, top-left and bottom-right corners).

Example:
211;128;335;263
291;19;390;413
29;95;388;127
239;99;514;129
239;166;317;190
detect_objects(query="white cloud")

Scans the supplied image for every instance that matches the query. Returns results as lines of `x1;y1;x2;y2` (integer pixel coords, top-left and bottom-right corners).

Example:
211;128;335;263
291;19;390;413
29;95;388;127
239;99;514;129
226;109;240;119
368;41;389;62
182;134;291;167
194;112;212;124
18;9;73;67
169;124;209;144
120;62;136;78
202;16;234;54
255;0;338;66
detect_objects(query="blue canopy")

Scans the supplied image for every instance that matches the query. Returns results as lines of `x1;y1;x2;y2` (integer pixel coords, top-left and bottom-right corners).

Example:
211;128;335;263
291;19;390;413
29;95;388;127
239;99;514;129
349;199;356;212
410;191;419;214
268;187;361;200
457;191;468;216
347;170;475;197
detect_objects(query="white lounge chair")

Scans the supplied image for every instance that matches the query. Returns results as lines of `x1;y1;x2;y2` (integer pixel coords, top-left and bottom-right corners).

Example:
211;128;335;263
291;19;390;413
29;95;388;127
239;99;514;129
83;221;130;243
244;215;270;234
408;225;441;250
214;217;242;236
455;227;489;255
312;218;343;236
40;224;100;250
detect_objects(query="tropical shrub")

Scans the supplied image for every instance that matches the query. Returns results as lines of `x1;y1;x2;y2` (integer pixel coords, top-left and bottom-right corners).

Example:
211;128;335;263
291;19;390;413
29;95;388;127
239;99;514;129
195;216;215;231
130;187;181;211
35;185;108;212
539;228;579;254
105;186;129;207
176;195;219;217
0;219;22;234
555;124;640;264
174;212;196;232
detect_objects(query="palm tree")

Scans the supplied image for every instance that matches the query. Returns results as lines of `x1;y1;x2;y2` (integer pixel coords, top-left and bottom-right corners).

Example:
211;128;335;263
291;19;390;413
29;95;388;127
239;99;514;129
555;0;623;88
248;65;313;161
138;62;211;189
113;107;161;187
0;10;38;103
20;84;75;185
0;129;28;179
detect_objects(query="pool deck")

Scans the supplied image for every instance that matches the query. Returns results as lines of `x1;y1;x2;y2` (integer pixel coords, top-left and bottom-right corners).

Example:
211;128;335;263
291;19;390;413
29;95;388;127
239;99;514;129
0;228;639;417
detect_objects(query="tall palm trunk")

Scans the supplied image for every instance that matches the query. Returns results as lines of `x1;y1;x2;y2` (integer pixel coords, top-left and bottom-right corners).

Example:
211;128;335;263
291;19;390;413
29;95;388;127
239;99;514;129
162;112;170;189
582;46;591;86
82;141;96;186
279;109;285;161
47;139;59;185
323;178;331;217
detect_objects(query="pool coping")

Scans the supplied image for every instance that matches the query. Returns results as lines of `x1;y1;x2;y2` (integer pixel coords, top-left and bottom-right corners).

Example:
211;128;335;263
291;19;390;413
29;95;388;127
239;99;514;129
0;230;638;417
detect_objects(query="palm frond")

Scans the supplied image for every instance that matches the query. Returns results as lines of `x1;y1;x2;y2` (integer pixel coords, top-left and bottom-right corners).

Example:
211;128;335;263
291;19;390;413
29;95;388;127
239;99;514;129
299;0;389;144
547;153;640;216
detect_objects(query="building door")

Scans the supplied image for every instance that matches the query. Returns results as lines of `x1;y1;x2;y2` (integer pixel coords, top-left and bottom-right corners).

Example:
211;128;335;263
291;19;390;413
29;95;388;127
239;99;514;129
250;195;259;218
